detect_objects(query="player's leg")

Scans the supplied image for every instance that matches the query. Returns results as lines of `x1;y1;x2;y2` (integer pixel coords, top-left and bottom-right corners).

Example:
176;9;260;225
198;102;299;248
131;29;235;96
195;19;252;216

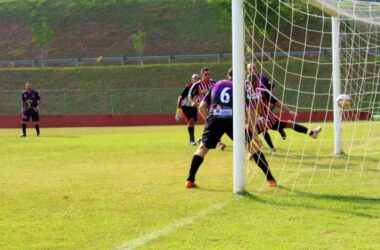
246;129;277;186
284;121;322;139
186;143;210;188
32;111;40;136
187;118;196;145
263;130;275;153
185;119;224;188
21;122;27;137
184;106;198;145
278;127;286;140
21;111;30;137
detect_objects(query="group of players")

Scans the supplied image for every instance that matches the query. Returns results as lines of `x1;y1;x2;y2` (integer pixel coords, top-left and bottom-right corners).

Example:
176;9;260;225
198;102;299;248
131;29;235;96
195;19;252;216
177;64;322;188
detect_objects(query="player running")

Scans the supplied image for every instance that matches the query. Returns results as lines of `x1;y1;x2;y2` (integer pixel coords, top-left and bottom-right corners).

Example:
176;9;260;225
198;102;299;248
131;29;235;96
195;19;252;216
185;68;277;188
188;67;226;150
176;73;201;145
21;82;41;137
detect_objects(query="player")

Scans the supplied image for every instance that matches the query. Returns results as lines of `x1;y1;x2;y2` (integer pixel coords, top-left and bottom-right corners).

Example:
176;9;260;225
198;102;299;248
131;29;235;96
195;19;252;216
188;67;226;150
185;68;277;188
246;73;322;142
21;82;41;137
247;63;280;152
176;73;200;145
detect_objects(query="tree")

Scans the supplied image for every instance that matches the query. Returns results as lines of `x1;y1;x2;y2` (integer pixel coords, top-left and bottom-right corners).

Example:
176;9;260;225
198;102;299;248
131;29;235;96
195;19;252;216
131;30;147;65
30;0;54;67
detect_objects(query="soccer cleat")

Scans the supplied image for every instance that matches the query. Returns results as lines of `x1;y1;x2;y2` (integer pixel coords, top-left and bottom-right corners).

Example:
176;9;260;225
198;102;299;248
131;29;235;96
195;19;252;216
267;179;277;187
20;135;26;138
185;181;197;188
189;141;197;146
310;126;322;139
269;147;276;154
219;142;226;151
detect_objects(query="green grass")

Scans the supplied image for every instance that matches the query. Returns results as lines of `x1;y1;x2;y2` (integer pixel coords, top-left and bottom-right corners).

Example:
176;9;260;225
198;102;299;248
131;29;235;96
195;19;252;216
0;0;231;59
0;123;379;249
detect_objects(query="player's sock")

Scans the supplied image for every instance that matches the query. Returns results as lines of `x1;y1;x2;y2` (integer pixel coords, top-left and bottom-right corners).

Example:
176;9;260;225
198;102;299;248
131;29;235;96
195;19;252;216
22;124;26;136
263;132;274;149
187;154;204;182
250;151;275;181
35;124;40;136
293;123;309;134
188;126;195;142
279;128;287;139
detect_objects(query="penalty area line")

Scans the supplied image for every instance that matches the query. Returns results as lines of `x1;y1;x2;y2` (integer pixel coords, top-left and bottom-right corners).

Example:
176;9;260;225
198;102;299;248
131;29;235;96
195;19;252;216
116;203;226;250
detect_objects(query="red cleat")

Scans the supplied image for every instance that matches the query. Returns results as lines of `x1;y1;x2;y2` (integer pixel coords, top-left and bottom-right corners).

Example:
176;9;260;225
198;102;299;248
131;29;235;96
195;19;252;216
185;181;197;188
267;179;277;187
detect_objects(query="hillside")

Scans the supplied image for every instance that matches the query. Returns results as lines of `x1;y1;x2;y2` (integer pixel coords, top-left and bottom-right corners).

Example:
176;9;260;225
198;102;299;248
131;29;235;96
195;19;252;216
0;0;232;59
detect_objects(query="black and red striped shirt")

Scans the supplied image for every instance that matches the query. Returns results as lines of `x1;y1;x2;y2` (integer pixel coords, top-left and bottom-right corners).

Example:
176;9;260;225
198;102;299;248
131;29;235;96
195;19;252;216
247;84;279;132
188;80;216;104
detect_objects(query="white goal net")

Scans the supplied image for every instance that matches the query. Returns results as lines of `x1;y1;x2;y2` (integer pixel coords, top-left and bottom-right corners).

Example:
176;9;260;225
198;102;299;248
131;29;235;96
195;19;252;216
242;0;380;195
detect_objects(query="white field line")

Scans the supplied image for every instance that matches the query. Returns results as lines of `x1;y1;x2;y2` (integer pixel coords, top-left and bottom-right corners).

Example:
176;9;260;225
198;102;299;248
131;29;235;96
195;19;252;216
116;203;226;250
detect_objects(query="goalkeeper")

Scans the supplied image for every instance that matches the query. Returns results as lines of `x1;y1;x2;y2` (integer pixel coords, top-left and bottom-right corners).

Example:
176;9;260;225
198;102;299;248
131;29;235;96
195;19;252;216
175;73;200;145
21;82;41;137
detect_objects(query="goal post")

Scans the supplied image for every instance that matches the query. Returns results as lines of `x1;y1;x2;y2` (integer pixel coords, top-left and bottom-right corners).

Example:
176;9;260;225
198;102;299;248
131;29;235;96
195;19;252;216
232;0;246;193
331;16;342;155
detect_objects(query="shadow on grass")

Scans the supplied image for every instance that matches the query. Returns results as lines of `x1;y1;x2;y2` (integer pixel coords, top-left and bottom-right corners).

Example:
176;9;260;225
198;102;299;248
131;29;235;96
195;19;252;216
239;187;379;219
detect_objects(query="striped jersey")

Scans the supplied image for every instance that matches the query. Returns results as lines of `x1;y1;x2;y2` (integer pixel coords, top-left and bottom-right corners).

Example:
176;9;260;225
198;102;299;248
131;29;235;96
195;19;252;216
188;79;216;104
247;83;279;132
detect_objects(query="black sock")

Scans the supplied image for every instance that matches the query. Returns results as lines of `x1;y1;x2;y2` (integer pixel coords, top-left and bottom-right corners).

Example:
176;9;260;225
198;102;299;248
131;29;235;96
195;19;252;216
293;123;309;134
279;128;286;139
35;124;40;135
22;124;26;136
263;132;274;149
188;126;195;142
187;154;204;182
251;151;275;181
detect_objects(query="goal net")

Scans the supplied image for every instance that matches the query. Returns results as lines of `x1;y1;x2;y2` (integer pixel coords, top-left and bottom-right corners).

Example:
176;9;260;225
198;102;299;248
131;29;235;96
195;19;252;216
242;0;380;195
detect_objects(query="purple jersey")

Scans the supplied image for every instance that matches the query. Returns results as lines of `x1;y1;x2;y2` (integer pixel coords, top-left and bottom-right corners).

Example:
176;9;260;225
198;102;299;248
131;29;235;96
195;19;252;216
203;79;233;118
22;90;40;111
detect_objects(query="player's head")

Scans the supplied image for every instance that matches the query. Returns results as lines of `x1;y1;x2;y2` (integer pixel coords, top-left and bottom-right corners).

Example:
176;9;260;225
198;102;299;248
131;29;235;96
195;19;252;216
227;67;232;80
200;67;211;82
25;82;33;92
247;73;259;88
191;74;200;83
247;63;257;73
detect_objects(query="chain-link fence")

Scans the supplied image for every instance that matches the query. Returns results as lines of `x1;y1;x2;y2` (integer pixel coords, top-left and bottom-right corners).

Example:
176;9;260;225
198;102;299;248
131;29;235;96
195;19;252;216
0;88;182;115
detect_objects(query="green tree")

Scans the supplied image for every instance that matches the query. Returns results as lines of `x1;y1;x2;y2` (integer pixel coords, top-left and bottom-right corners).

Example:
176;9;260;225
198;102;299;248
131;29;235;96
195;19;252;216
30;0;54;67
131;30;147;65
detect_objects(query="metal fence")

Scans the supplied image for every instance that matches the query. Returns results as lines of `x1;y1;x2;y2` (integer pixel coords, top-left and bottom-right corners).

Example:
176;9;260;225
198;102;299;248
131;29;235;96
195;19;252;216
0;50;337;68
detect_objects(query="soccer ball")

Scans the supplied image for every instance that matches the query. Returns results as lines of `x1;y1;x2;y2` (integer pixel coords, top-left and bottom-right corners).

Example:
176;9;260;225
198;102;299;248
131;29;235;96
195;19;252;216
337;94;351;109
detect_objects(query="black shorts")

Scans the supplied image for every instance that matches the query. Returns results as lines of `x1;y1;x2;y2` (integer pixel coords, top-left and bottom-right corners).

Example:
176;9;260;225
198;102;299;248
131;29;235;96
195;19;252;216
201;117;232;149
22;109;39;122
182;106;197;122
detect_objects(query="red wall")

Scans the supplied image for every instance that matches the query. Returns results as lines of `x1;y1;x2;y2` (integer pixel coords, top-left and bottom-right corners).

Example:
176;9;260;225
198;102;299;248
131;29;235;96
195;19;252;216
0;111;372;128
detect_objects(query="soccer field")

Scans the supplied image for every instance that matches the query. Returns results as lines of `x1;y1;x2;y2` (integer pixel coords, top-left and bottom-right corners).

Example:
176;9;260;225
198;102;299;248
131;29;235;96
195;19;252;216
0;124;379;249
